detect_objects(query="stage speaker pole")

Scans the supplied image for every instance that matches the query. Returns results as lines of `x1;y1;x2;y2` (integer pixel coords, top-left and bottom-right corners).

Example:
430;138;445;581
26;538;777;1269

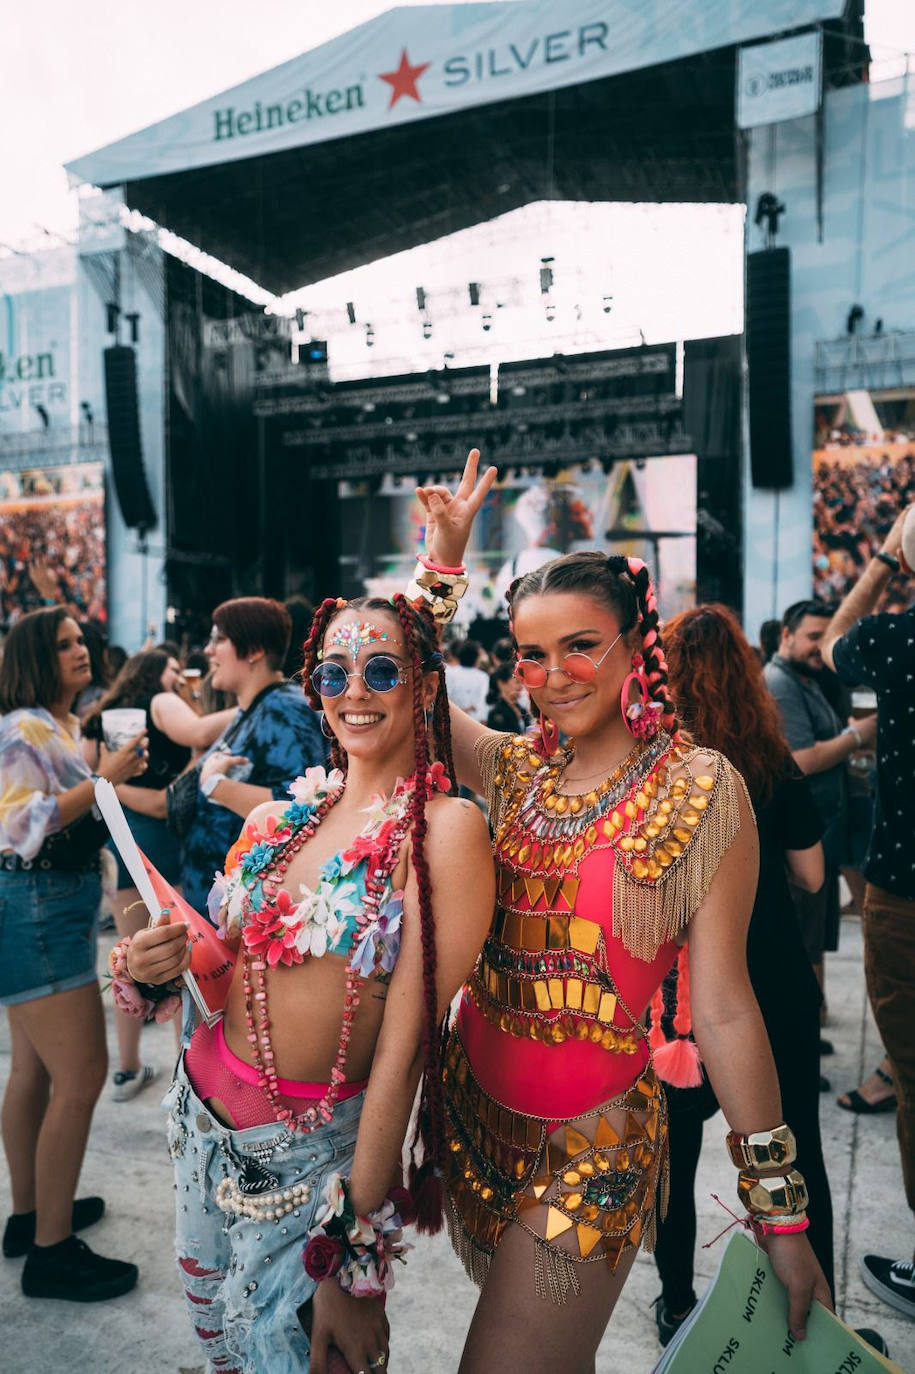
746;247;793;490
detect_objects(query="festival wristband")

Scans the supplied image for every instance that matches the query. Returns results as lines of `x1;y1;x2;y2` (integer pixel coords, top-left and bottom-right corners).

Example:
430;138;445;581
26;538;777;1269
417;553;467;576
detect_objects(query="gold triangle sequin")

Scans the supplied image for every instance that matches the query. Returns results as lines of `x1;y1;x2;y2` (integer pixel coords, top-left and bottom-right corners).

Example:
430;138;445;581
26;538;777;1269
564;1126;590;1156
545;1206;574;1240
523;876;545;907
594;1117;621;1149
531;1175;551;1199
624;1113;643;1145
542;876;562;907
576;1223;603;1257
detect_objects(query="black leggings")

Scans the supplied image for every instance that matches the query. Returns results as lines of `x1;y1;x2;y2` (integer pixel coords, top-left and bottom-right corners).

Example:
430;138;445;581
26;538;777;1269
653;1010;834;1312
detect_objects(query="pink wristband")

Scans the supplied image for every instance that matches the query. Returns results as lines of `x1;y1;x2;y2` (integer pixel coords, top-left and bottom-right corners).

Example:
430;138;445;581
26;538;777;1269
417;553;467;576
755;1217;810;1236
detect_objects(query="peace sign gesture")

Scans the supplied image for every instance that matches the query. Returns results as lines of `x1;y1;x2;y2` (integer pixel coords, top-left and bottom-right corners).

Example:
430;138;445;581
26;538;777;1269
415;448;497;568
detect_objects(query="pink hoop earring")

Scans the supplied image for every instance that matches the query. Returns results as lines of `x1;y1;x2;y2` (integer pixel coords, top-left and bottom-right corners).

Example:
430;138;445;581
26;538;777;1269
620;654;662;741
538;713;560;757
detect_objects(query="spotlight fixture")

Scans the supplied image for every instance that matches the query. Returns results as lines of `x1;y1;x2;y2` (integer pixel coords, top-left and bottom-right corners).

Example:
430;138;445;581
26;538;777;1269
874;317;884;334
468;282;481;307
539;257;554;294
545;302;556;323
295;308;307;331
422;319;432;340
80;401;94;426
124;312;140;344
482;313;493;332
754;192;785;248
846;304;864;335
105;302;120;334
416;287;427;312
602;295;613;314
365;323;375;347
346;302;356;325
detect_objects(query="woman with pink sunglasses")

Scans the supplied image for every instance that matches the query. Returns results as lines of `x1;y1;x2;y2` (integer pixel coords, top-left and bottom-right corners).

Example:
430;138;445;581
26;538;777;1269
408;454;830;1373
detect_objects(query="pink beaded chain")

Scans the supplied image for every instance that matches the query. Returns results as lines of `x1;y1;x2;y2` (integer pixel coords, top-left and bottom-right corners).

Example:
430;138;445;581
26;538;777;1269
240;782;414;1133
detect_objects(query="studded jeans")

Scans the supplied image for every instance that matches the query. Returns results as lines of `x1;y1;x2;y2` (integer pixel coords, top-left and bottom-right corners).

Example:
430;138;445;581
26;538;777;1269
164;1054;364;1374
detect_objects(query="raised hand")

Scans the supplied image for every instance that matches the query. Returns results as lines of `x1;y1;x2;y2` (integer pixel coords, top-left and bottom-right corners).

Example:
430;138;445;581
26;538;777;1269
415;448;497;568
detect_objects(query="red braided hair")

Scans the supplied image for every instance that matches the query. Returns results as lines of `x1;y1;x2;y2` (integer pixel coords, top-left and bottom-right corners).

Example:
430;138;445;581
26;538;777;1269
301;593;454;1232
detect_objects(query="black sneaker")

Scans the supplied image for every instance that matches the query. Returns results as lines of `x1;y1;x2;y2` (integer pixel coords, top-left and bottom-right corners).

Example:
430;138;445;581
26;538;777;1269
22;1235;138;1302
855;1328;890;1356
3;1197;105;1258
860;1254;915;1320
652;1294;696;1347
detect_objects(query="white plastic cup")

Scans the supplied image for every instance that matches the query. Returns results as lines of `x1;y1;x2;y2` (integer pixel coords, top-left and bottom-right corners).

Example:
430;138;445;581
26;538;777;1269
101;707;147;751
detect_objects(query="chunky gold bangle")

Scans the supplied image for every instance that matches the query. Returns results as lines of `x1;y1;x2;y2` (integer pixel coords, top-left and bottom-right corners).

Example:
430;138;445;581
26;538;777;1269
737;1169;809;1217
726;1123;797;1171
406;563;469;625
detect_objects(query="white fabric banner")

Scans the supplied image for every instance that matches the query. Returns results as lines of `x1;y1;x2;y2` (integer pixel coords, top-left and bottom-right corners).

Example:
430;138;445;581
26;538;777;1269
68;0;843;188
737;30;823;129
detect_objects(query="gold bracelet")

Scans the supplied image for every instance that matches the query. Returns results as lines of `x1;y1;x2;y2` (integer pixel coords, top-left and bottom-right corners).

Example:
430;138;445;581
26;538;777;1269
406;563;469;625
726;1123;797;1171
737;1169;809;1217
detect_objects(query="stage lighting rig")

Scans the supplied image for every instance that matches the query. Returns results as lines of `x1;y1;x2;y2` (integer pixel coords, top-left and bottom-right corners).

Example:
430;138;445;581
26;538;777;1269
539;257;554;293
346;302;356;324
468;282;481;306
365;324;375;348
846;304;864;335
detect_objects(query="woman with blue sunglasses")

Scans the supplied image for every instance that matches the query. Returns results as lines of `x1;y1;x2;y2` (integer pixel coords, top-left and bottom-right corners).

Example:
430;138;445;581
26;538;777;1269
116;593;494;1374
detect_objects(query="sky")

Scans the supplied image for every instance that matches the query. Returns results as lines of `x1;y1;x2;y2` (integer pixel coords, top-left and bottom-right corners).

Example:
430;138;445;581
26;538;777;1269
2;1;913;373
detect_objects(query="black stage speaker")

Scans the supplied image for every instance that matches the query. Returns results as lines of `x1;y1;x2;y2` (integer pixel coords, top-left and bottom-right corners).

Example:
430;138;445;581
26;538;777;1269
747;248;792;489
104;345;157;531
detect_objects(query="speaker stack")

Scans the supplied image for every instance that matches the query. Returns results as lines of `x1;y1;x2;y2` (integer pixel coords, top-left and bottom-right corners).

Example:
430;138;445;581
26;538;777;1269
103;345;157;531
746;247;793;489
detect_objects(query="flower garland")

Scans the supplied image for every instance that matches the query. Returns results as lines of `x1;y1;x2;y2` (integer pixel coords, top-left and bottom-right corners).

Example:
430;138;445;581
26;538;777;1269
302;1173;413;1298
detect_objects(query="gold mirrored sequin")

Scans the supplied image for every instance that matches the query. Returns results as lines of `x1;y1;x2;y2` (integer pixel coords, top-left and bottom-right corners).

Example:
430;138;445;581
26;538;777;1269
594;1117;621;1149
672;828;691;844
635;791;649;810
564;1193;583;1211
565;1126;590;1156
632;859;648;879
586;792;600;808
493;773;503;787
644;823;660;839
694;774;715;791
624;800;638;820
632;837;648;852
569;797;583;815
658;798;673;814
563;1170;581;1186
517;844;531;865
580;1204;600;1222
528;753;542;769
545;1207;574;1240
656;849;673;868
602;819;615;839
610;810;624;830
681;809;700;826
577;1223;603;1257
646;859;662;879
544;794;557;811
618;835;635;852
578;1161;595;1178
554;797;569;815
586;825;598;845
689;794;708;810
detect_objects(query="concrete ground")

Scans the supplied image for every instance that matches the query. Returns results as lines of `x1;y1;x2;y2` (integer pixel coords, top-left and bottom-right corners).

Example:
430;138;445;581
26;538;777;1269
0;915;911;1373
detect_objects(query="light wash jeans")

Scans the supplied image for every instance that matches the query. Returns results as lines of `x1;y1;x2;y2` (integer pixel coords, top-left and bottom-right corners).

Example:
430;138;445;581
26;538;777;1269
164;1054;363;1374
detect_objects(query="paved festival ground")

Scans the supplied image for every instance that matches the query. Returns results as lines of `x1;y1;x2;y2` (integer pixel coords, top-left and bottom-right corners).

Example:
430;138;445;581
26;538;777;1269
0;916;911;1373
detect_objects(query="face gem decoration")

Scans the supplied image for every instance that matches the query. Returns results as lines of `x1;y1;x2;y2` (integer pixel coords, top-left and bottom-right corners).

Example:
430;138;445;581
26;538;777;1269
323;621;393;662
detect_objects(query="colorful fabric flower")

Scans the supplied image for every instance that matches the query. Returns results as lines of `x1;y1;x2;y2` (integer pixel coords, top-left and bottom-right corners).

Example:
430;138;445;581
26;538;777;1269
425;760;452;793
289;766;345;807
349;891;403;979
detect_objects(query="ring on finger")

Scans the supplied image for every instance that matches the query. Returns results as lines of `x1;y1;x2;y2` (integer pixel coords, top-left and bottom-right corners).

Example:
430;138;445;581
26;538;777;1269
369;1356;388;1369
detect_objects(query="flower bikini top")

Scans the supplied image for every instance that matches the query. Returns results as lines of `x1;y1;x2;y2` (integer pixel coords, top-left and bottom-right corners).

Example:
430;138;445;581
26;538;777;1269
207;766;427;979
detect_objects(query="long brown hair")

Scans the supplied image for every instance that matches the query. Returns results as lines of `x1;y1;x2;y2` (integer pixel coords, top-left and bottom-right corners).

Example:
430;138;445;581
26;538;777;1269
663;604;794;806
0;607;70;712
302;594;455;1232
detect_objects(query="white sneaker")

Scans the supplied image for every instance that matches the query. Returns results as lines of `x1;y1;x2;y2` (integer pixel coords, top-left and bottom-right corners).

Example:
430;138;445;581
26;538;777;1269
112;1064;158;1102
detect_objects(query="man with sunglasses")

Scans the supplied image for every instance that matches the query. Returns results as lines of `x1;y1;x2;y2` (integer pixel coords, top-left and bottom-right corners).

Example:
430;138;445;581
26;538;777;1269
821;504;915;1323
764;601;876;1061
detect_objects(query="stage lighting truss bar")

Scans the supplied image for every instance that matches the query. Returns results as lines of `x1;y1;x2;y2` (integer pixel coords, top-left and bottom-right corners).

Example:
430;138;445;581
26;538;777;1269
254;392;682;428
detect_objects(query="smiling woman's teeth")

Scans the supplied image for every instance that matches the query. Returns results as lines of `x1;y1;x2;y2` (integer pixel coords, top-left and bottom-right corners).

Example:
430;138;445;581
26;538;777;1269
341;713;382;725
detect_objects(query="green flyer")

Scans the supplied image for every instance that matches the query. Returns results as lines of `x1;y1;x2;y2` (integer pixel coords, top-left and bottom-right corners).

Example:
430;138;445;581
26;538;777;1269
652;1232;904;1374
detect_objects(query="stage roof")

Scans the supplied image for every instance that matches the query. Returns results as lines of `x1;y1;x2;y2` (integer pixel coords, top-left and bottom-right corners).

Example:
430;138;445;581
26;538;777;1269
67;0;853;294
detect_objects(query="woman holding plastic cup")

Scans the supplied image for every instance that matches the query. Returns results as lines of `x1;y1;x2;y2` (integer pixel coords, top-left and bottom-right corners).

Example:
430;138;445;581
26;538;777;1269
0;609;148;1301
83;649;235;1101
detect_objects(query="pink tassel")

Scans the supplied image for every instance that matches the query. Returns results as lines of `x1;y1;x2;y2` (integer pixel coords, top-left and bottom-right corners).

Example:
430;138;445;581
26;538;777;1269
408;1159;444;1235
654;1035;703;1088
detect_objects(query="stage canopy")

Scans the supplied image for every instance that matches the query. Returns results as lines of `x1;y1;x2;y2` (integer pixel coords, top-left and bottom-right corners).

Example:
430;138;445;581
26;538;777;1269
67;0;855;293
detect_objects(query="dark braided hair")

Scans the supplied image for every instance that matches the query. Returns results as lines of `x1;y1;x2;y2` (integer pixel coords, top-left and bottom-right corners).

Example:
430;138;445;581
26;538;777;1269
506;550;679;739
301;594;455;1232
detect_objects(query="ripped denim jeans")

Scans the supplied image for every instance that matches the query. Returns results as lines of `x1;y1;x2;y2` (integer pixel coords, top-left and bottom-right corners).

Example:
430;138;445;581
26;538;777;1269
164;1054;364;1374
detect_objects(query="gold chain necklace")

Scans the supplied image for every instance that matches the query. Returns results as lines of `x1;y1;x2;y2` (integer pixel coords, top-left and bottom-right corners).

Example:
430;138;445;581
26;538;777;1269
556;740;645;794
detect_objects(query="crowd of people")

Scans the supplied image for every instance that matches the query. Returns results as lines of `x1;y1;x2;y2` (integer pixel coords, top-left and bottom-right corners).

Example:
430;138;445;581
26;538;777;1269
0;491;107;628
814;450;915;609
0;450;912;1374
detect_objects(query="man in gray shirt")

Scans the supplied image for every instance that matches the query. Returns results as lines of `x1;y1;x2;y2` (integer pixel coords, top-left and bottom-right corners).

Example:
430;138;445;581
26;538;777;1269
764;601;877;1023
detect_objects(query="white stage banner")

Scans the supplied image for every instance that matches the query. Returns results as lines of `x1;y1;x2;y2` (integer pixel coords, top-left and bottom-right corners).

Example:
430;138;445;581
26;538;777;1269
68;0;843;188
737;31;823;130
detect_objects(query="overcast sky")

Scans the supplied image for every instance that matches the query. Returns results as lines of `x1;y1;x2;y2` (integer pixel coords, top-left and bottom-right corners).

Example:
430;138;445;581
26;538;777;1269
2;0;913;252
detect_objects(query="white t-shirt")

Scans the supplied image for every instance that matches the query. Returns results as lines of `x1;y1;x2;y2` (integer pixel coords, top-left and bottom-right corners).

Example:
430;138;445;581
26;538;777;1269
444;664;490;720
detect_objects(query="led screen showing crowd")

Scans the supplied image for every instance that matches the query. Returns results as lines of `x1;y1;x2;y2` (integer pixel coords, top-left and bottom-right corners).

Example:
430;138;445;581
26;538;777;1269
0;462;106;628
813;390;915;612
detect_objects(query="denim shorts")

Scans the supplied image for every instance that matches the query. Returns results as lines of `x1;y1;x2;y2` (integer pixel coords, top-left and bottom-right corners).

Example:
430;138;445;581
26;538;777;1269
164;1051;364;1374
0;868;102;1006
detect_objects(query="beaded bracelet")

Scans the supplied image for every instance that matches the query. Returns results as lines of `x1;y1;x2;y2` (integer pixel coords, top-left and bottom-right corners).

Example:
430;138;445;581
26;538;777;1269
107;935;183;1023
301;1174;412;1298
417;553;467;576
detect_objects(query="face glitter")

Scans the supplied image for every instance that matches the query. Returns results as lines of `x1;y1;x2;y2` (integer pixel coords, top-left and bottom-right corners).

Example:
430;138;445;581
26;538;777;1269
323;621;393;663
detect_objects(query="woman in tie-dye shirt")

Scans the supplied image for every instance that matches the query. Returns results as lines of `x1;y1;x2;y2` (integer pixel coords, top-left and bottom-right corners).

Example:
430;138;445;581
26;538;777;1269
0;609;148;1303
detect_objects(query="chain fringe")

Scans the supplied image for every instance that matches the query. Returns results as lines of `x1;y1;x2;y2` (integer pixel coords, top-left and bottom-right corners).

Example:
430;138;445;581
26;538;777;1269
613;753;749;961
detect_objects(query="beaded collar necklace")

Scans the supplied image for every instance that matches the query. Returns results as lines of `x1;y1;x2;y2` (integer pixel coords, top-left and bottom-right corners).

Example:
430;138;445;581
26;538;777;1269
515;732;671;843
237;768;416;1134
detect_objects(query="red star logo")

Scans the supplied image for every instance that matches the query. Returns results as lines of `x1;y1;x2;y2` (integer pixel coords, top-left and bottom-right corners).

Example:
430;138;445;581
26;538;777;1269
378;48;430;108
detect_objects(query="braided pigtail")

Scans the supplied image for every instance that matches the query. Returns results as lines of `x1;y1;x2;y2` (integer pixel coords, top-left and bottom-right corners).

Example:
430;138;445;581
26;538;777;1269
302;597;349;773
648;947;702;1088
622;557;679;741
392;594;447;1234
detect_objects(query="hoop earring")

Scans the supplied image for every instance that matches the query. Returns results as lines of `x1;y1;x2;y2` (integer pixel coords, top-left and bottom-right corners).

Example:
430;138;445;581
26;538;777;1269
620;654;662;741
539;713;560;756
319;712;335;740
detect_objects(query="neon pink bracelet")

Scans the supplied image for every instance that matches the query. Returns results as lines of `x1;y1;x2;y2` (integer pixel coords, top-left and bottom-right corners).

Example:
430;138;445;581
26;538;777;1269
417;554;467;576
755;1216;810;1236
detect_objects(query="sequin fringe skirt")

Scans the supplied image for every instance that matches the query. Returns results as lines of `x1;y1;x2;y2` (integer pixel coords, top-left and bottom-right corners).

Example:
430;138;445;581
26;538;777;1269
442;1030;668;1304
